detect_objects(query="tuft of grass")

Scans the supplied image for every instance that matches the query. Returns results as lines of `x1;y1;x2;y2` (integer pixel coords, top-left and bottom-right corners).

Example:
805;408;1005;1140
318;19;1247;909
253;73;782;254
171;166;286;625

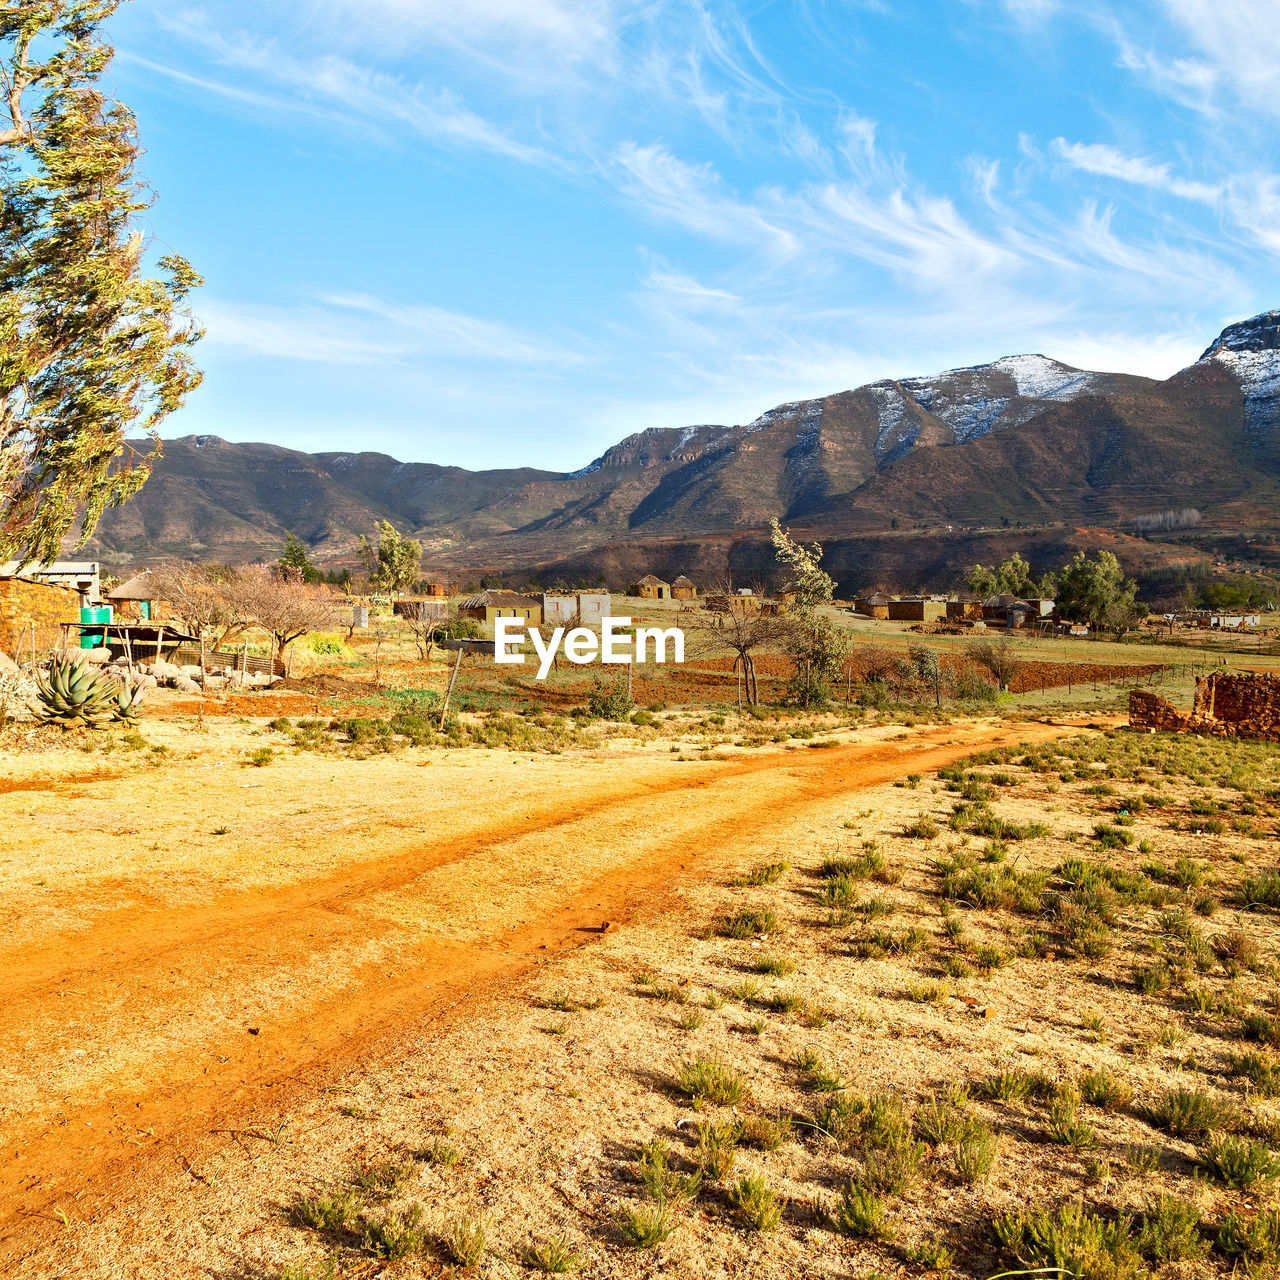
729;1172;783;1232
360;1204;429;1261
677;1052;748;1106
828;1182;891;1239
1197;1134;1280;1189
1238;870;1280;910
732;859;789;887
981;1068;1031;1101
349;1160;410;1195
858;1132;925;1195
1147;1086;1239;1139
636;1139;700;1205
751;954;796;976
420;1138;460;1167
1243;1011;1280;1048
694;1118;739;1180
738;1113;791;1152
294;1189;355;1233
1079;1068;1132;1111
617;1203;675;1249
906;1239;955;1271
524;1234;583;1273
992;1201;1142;1278
1138;1195;1208;1264
952;1120;998;1184
718;908;779;939
1216;1207;1280;1267
440;1214;488;1268
1228;1050;1280;1096
1046;1097;1096;1149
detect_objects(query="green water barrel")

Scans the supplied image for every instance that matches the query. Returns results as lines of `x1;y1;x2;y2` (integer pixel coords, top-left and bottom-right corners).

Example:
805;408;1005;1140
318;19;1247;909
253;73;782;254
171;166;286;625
79;605;113;647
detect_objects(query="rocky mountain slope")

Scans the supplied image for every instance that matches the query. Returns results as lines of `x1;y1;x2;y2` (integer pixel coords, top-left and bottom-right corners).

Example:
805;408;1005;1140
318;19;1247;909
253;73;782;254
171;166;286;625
83;310;1280;581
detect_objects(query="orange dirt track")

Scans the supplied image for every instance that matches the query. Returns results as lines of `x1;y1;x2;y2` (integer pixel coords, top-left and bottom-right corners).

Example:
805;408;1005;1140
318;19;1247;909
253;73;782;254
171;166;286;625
0;719;1090;1265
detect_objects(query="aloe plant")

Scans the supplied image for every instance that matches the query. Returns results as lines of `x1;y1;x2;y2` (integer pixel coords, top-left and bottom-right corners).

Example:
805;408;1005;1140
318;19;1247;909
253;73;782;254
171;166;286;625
35;656;119;730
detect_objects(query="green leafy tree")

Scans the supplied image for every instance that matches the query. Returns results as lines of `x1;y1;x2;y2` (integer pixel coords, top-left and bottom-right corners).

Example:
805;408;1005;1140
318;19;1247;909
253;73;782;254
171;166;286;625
771;519;845;707
1055;550;1139;634
357;519;422;594
0;3;203;562
278;533;319;584
965;553;1055;599
770;518;836;610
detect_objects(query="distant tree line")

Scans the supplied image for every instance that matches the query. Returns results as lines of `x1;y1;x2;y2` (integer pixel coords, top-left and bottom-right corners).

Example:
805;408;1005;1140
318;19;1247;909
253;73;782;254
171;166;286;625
1129;508;1202;534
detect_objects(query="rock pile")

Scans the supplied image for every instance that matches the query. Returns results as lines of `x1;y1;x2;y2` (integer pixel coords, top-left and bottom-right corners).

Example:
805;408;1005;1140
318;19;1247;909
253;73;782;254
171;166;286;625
46;650;281;694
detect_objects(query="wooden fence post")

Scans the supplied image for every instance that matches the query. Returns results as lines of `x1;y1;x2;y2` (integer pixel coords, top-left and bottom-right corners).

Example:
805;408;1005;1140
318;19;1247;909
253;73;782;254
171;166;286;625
439;647;464;730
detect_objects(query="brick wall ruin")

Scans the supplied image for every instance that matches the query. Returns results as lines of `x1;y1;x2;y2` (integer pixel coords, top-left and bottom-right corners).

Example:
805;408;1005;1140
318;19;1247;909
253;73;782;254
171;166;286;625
1129;672;1280;742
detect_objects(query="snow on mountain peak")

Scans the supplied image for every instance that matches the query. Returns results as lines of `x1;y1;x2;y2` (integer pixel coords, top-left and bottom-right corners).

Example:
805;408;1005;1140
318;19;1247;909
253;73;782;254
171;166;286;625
1199;311;1280;444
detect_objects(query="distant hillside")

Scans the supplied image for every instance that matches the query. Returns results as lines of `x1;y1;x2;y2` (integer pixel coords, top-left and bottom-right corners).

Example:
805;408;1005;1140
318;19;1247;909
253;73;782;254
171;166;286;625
82;310;1280;590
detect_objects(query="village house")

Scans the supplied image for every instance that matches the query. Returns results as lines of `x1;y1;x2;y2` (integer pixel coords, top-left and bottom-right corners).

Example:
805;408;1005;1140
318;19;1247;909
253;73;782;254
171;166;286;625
886;596;948;623
0;559;101;607
670;575;698;600
982;594;1033;629
539;591;611;626
393;598;449;622
458;589;543;625
853;591;891;619
108;570;162;621
945;593;985;620
630;574;671;600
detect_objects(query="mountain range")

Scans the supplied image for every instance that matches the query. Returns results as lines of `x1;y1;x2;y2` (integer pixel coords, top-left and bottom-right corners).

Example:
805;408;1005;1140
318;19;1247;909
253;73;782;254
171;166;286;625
82;310;1280;590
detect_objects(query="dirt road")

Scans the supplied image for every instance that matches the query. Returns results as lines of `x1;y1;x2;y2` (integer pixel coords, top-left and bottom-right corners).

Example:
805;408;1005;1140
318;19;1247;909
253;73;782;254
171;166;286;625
0;718;1088;1262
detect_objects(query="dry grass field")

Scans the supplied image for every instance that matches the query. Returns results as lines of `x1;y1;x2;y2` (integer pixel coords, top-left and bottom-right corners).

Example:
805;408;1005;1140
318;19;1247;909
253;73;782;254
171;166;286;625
3;615;1279;1279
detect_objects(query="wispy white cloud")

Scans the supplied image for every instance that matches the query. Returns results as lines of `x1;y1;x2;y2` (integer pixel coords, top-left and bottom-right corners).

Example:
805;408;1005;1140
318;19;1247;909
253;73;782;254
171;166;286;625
1116;0;1280;120
1051;138;1221;203
202;295;582;367
611;142;798;255
147;12;556;165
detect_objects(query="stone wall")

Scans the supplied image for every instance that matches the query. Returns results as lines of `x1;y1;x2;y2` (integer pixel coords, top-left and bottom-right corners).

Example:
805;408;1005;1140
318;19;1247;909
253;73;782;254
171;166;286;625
1130;672;1280;742
0;577;80;659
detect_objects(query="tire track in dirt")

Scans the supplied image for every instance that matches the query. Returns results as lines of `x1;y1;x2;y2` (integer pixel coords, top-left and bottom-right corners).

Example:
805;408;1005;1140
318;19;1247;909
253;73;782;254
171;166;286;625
0;720;1089;1258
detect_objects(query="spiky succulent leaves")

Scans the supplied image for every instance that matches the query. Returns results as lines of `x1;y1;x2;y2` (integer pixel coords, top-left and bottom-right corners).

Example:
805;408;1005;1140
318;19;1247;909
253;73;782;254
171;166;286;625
113;681;147;724
35;656;117;728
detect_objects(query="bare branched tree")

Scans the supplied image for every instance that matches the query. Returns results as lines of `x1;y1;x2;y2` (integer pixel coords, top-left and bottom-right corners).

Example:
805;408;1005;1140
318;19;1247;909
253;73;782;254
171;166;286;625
223;564;340;674
149;561;243;648
698;580;787;707
968;637;1023;693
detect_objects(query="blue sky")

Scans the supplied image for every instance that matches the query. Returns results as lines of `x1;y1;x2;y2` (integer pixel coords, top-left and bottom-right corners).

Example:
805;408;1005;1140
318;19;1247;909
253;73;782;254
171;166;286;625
113;0;1280;470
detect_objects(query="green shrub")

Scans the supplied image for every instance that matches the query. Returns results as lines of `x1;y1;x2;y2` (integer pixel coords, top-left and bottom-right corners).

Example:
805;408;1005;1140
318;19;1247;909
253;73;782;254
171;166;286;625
1137;1195;1207;1264
730;1172;783;1232
717;908;779;939
1197;1134;1280;1189
693;1118;739;1180
360;1204;429;1260
991;1201;1143;1280
524;1234;583;1273
617;1203;675;1249
1079;1068;1132;1111
828;1182;890;1239
677;1053;748;1106
1147;1086;1239;1139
